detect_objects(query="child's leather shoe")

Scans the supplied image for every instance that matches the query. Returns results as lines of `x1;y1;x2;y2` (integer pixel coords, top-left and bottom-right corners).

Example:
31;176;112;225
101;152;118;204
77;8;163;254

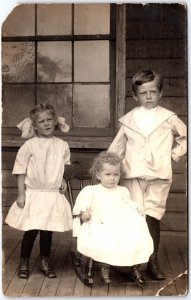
147;253;165;280
99;264;111;284
18;258;29;279
128;265;145;286
40;256;57;278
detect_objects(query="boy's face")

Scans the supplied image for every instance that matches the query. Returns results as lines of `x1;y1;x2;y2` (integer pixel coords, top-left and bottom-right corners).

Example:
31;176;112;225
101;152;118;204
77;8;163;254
133;79;162;109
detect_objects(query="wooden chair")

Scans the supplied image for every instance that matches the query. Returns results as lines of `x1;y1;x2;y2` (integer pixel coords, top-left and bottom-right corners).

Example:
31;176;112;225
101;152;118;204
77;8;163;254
65;169;95;286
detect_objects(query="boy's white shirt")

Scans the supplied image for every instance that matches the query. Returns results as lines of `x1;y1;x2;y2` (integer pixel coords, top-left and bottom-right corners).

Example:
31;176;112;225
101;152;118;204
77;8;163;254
133;106;158;136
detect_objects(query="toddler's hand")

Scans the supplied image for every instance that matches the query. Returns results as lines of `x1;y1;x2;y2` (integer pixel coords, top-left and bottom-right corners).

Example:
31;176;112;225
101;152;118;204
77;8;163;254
81;210;91;222
16;194;26;208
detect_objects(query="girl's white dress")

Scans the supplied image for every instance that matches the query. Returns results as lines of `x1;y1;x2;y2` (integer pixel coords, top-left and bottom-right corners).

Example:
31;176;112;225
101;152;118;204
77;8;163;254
5;136;73;232
73;184;153;266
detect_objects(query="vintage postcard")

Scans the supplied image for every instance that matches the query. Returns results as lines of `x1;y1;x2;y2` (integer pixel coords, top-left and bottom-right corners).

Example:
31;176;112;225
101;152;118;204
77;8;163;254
1;1;188;297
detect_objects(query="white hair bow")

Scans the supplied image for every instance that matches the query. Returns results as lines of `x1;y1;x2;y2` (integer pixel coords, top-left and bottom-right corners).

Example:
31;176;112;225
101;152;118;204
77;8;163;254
17;118;34;139
57;117;70;133
17;117;70;139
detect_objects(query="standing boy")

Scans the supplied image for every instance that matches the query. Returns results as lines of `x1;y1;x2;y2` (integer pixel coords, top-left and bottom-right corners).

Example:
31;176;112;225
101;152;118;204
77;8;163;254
108;69;187;280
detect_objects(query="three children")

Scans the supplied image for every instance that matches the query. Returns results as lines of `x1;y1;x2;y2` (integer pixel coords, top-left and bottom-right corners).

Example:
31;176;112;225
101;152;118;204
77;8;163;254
5;69;187;284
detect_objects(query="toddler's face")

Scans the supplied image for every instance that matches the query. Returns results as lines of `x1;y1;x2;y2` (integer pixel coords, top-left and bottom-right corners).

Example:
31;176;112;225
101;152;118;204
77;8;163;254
96;163;121;189
133;79;162;109
34;110;57;138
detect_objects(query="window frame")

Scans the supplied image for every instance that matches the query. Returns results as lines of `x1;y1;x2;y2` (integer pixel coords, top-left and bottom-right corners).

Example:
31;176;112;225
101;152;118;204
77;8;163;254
2;4;124;148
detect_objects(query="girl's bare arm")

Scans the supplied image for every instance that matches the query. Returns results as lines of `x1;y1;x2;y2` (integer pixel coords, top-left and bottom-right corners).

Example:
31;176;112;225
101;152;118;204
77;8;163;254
16;174;26;208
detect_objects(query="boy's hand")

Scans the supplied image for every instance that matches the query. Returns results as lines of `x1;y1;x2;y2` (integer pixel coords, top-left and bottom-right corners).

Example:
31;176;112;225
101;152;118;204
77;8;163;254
172;153;180;162
16;194;26;208
81;210;91;222
136;207;145;217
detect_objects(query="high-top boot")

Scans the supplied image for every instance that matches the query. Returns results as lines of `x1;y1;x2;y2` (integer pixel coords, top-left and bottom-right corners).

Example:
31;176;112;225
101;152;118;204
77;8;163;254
146;215;165;280
40;256;56;278
128;265;145;286
18;258;29;278
98;263;111;284
147;252;165;280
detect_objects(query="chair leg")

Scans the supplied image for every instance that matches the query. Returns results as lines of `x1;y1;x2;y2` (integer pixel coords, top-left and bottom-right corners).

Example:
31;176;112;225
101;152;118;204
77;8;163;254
87;258;94;278
70;250;94;285
75;251;82;267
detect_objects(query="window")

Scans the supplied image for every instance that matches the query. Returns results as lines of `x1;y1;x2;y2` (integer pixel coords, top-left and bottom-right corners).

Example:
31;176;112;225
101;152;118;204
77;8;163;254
2;4;116;144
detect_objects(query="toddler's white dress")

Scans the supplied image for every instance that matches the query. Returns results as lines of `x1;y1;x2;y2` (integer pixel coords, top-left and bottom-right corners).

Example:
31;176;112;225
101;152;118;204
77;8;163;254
73;184;153;266
5;136;73;232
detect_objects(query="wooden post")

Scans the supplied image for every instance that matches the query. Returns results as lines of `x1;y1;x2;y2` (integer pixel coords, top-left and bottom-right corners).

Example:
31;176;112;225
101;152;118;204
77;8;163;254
115;4;126;129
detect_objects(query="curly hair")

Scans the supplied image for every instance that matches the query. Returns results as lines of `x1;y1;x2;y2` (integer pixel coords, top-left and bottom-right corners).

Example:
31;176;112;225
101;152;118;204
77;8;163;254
90;151;122;179
131;69;163;95
30;103;57;125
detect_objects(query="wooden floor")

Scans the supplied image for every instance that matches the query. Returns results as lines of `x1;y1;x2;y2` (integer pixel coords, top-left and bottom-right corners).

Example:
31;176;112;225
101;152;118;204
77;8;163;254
2;227;188;297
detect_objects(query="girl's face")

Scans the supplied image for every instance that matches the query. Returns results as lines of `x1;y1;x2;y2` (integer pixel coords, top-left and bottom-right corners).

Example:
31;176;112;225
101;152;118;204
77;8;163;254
133;79;162;109
96;163;121;189
34;110;57;138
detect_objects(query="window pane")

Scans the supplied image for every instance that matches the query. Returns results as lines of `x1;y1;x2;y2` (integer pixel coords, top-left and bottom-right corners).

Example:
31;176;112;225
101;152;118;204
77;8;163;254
2;42;35;82
2;85;35;127
37;84;72;127
37;42;72;82
2;4;35;37
73;85;110;127
37;4;72;35
74;4;110;34
74;41;109;82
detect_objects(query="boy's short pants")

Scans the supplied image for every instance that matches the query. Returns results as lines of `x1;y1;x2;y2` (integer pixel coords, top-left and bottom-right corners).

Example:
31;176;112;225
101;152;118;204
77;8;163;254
121;178;172;220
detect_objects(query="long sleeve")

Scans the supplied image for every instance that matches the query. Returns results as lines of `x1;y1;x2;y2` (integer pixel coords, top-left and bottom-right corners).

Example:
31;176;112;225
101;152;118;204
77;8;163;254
168;115;187;161
72;185;92;238
73;186;92;216
108;125;127;158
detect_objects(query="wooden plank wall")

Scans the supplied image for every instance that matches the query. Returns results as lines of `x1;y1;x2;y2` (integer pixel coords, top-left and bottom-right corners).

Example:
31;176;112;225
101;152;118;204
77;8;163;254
2;147;187;232
125;4;187;233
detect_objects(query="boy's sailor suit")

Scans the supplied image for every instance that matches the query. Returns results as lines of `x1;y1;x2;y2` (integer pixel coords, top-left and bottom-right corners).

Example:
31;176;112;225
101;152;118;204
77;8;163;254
109;105;187;280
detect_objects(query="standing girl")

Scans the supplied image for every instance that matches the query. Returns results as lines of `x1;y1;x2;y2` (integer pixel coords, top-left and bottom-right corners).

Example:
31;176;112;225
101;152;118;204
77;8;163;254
73;151;153;285
5;103;73;279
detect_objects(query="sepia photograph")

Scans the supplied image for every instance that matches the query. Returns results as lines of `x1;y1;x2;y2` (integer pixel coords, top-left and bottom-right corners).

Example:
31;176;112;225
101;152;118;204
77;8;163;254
1;1;188;297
